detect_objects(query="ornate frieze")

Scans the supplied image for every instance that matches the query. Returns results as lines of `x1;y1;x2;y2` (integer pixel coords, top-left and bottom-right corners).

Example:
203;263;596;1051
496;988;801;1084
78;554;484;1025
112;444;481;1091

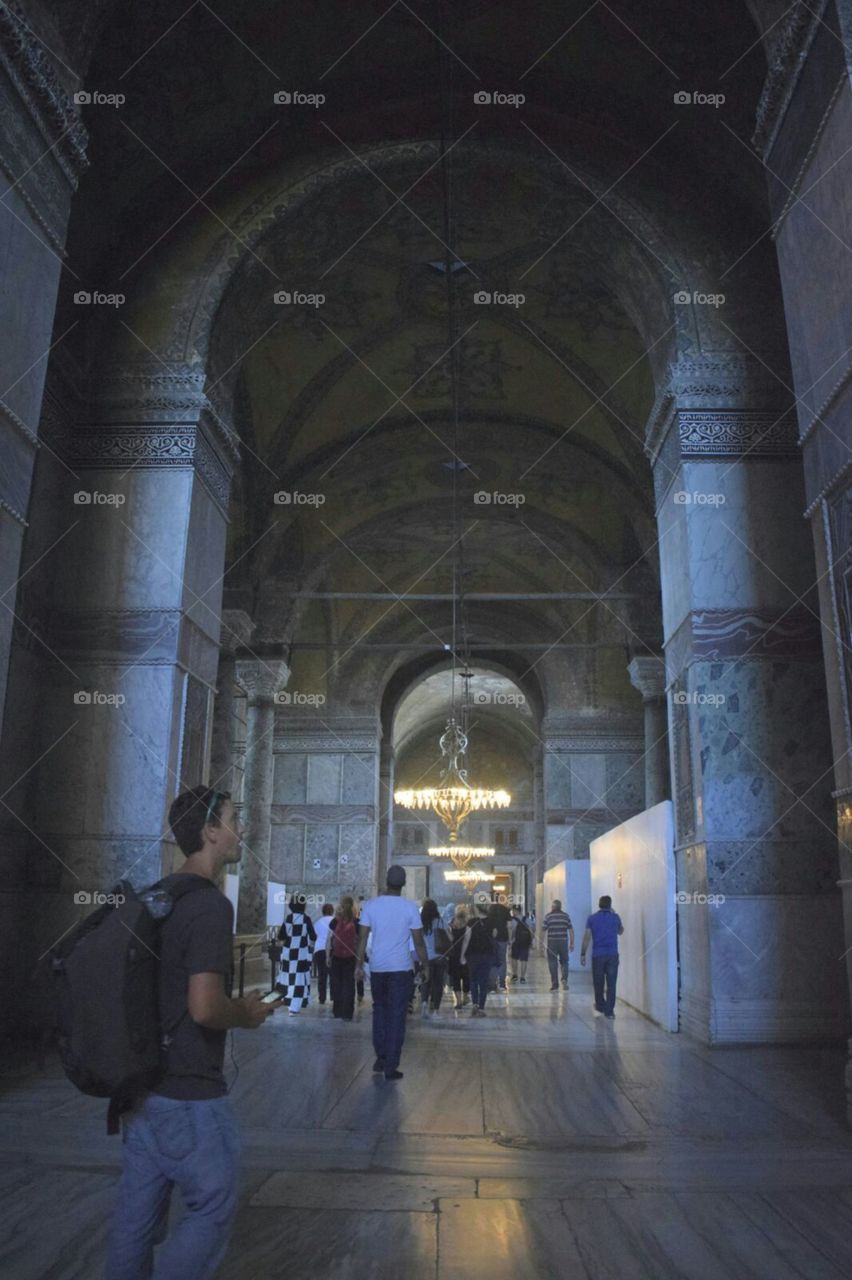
0;2;88;178
273;736;378;753
544;737;643;753
752;1;828;157
677;410;798;457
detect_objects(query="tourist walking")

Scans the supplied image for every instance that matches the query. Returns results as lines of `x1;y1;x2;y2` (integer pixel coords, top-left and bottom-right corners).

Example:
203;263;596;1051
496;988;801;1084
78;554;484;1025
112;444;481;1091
581;895;624;1018
356;866;428;1080
105;786;278;1280
510;910;533;982
277;892;317;1015
313;903;334;1005
419;898;449;1018
542;899;574;991
328;896;359;1021
460;902;496;1016
446;905;471;1008
487;895;512;991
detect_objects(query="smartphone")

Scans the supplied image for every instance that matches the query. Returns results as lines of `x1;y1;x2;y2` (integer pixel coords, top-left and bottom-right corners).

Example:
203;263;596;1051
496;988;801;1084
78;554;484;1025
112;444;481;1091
261;990;284;1004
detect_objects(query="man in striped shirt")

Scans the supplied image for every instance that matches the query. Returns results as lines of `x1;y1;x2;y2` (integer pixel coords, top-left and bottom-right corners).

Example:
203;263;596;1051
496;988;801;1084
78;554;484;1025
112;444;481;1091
542;900;574;991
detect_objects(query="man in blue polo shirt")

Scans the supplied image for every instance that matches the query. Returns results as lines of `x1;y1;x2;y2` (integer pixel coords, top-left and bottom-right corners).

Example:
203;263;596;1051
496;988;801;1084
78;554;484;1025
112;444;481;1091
580;895;624;1018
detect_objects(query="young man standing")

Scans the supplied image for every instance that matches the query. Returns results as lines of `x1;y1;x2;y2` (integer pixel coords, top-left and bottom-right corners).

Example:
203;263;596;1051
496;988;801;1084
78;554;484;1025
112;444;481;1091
581;894;624;1018
106;786;278;1280
542;898;574;990
355;866;427;1081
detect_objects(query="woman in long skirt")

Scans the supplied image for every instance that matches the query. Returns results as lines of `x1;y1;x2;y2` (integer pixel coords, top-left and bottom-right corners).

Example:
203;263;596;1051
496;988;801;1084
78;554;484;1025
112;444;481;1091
277;892;317;1016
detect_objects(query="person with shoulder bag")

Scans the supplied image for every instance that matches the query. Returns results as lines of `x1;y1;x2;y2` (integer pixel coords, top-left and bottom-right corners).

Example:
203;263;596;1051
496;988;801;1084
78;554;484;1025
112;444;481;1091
460;901;497;1016
327;896;359;1020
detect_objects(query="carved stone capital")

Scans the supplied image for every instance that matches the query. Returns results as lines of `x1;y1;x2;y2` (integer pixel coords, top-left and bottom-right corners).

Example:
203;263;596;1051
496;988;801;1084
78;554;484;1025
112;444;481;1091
235;659;290;704
628;655;667;700
219;610;255;656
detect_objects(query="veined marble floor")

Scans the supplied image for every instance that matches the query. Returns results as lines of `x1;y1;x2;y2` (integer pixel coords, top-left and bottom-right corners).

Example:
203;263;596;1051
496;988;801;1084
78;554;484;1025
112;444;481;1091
2;959;852;1279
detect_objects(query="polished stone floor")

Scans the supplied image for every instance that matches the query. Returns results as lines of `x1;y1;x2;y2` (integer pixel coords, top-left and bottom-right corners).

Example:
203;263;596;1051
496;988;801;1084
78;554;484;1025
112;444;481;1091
2;959;852;1279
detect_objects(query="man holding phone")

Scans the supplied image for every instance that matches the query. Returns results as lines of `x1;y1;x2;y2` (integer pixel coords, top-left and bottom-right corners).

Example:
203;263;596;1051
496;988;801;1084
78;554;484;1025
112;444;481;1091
106;786;279;1280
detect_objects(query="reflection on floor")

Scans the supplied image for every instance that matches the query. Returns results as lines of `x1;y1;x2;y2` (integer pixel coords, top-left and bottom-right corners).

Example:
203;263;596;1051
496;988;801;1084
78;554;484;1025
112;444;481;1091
2;959;852;1278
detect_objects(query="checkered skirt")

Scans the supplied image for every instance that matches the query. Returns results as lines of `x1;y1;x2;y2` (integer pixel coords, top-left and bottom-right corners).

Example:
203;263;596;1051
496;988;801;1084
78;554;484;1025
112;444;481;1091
277;911;314;1010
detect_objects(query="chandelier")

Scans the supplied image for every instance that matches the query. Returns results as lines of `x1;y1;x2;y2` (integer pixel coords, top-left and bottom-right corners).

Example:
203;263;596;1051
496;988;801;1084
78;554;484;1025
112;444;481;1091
394;718;510;841
428;845;495;870
392;22;511;845
445;869;496;891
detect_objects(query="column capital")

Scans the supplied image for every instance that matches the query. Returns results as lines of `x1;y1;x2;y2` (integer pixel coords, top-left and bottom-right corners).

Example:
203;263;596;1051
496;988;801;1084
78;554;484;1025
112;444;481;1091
628;655;666;700
220;609;255;656
235;658;289;704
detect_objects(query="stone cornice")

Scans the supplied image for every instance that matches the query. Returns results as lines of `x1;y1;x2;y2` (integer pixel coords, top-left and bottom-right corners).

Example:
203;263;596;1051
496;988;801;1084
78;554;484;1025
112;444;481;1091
803;460;852;520
752;0;827;157
798;362;852;447
770;70;848;240
0;1;89;183
0;494;27;526
0;398;38;451
544;737;643;753
273;736;378;753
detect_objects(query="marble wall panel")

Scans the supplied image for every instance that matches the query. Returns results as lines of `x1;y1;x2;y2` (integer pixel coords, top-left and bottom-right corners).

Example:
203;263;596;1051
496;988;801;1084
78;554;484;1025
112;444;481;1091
273;754;308;804
51;469;193;613
307;754;341;805
544;753;572;807
304;823;340;882
570;755;607;810
604;752;644;812
681;460;813;608
339;824;375;884
181;480;228;642
341;753;375;804
269;824;305;884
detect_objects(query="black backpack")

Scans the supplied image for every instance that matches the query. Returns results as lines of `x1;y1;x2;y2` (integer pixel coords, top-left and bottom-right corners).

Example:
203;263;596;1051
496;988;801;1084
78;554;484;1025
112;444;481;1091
466;916;495;956
515;921;532;948
50;875;215;1132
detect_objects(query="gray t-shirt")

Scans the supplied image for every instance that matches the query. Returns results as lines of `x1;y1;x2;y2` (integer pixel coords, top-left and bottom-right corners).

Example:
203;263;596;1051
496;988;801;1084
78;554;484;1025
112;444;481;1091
152;874;234;1101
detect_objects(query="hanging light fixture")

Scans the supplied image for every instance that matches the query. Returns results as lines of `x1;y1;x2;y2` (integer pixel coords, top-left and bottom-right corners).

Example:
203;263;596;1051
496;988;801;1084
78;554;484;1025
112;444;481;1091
428;843;496;869
395;716;510;841
445;869;497;891
393;13;511;842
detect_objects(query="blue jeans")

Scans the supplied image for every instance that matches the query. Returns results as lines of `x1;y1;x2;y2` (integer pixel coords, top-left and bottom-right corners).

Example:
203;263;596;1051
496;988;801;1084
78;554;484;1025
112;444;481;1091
370;970;411;1073
105;1092;240;1280
469;956;492;1009
592;954;619;1014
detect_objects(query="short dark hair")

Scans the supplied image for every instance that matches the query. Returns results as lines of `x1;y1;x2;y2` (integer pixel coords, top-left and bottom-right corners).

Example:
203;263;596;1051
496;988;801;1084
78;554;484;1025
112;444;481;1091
322;903;334;916
168;787;230;856
599;895;612;909
289;892;308;912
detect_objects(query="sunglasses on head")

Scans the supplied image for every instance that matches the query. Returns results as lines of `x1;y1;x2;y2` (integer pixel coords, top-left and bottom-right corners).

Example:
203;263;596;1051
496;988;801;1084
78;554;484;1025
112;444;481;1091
204;790;229;826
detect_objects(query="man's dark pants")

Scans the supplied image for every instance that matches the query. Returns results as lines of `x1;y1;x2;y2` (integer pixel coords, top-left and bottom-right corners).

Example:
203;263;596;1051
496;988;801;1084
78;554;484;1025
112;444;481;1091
370;970;411;1073
547;937;570;986
592;953;619;1014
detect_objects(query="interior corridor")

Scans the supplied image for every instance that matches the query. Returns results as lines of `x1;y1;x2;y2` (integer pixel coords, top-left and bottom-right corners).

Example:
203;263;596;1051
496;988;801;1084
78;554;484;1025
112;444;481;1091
3;958;851;1280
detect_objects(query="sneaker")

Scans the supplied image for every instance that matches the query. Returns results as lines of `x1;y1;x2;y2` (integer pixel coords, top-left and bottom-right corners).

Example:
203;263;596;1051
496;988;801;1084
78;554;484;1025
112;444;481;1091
384;1070;404;1081
561;979;568;990
510;975;518;983
478;1009;487;1017
288;1010;299;1017
593;1010;603;1018
470;1006;478;1016
520;978;526;984
604;1012;615;1020
550;985;559;992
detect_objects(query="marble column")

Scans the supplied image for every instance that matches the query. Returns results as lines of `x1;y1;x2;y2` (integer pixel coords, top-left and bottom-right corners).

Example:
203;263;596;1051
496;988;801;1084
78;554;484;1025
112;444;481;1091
0;11;88;755
376;743;395;891
0;365;239;1034
751;0;852;1117
235;658;290;934
646;352;847;1048
209;610;255;798
628;656;670;807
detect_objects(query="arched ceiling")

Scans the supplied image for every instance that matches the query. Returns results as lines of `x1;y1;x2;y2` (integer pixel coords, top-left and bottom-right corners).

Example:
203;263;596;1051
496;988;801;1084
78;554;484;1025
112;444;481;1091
47;0;790;715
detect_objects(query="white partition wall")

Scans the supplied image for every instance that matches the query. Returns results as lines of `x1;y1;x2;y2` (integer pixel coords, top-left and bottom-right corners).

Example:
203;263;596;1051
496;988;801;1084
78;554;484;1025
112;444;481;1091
589;801;677;1031
541;859;592;953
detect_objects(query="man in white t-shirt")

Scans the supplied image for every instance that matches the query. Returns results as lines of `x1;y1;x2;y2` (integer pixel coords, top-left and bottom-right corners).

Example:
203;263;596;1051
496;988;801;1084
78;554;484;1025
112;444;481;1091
356;866;427;1081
